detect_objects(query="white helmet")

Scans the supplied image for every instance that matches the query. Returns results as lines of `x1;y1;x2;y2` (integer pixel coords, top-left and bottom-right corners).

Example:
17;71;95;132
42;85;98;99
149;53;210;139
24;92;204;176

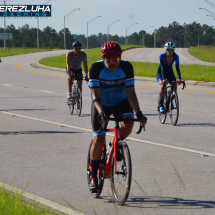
164;42;176;50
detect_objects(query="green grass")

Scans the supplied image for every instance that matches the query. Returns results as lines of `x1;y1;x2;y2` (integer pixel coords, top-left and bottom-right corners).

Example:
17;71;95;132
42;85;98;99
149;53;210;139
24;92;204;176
0;186;62;215
39;45;215;82
0;47;62;57
189;45;215;63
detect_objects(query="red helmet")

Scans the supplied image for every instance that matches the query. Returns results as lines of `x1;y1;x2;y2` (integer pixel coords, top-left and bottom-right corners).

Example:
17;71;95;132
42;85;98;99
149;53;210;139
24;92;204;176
101;41;122;57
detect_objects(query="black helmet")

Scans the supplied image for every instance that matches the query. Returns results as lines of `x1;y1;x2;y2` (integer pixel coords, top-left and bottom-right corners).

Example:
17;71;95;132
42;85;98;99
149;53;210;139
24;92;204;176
72;41;82;47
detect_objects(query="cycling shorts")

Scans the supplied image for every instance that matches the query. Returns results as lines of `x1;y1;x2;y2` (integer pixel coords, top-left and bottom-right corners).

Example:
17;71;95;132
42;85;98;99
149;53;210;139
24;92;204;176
91;98;134;137
66;67;83;77
156;65;176;82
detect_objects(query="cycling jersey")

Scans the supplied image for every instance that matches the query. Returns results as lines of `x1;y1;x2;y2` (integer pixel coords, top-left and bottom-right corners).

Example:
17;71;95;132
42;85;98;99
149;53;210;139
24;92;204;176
156;53;181;82
89;60;134;107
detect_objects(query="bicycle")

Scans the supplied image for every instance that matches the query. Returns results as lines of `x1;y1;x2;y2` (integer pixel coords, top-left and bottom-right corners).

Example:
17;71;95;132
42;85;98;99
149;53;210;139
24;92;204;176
67;75;84;116
158;80;186;126
87;116;144;205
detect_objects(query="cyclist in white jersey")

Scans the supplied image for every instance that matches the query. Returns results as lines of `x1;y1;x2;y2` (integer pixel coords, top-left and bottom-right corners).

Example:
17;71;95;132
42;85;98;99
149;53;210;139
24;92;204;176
66;41;89;109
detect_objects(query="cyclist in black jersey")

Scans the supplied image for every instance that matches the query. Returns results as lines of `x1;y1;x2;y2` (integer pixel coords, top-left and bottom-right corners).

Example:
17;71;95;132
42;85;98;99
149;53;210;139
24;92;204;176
66;41;89;109
88;41;147;190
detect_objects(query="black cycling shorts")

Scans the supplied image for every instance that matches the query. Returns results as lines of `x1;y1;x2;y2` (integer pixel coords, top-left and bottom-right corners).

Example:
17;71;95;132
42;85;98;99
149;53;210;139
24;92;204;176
66;67;83;77
91;98;134;136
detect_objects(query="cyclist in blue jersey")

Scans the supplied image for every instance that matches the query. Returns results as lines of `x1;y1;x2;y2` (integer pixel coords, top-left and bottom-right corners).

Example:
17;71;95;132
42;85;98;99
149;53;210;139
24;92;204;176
156;42;182;113
88;41;147;191
66;41;89;109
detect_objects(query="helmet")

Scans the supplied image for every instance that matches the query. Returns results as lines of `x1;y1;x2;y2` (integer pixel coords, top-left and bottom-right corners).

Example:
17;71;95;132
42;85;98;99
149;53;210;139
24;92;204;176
164;42;176;50
101;41;122;57
72;41;82;47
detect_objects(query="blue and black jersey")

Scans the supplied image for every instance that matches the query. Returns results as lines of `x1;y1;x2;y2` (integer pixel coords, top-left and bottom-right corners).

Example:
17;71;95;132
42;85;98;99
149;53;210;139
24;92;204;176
89;60;134;107
156;53;181;82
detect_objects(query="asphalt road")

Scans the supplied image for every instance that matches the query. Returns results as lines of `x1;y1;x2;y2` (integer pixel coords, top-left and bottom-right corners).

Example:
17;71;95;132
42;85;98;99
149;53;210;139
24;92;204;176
0;49;215;215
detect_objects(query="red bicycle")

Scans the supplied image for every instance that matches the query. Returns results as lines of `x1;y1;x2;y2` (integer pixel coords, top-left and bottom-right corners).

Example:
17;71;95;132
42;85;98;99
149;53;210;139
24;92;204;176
87;116;144;205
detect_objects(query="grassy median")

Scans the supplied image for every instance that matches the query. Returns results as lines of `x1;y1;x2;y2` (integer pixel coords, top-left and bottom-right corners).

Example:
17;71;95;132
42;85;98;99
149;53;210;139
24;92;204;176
189;45;215;63
0;186;62;215
0;47;62;57
39;45;215;82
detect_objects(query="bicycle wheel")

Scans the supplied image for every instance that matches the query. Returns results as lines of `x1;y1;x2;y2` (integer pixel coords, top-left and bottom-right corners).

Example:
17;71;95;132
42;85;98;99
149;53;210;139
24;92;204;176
87;140;104;198
158;92;167;124
170;90;179;126
75;88;82;116
67;98;74;115
110;141;132;205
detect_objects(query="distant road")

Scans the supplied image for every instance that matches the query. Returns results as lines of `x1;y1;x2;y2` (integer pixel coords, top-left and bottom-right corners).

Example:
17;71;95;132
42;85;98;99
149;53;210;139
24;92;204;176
122;48;215;66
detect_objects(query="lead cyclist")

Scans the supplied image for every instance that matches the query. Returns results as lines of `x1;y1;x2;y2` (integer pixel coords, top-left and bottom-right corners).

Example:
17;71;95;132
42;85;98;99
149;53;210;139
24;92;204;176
88;41;147;191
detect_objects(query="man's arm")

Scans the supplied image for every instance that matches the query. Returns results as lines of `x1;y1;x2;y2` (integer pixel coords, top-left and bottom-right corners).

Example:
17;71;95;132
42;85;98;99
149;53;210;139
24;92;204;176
91;88;104;114
66;52;72;77
82;52;88;77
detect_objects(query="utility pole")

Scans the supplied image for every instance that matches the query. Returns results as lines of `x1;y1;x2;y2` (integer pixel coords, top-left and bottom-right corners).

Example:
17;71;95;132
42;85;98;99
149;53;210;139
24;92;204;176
154;30;156;48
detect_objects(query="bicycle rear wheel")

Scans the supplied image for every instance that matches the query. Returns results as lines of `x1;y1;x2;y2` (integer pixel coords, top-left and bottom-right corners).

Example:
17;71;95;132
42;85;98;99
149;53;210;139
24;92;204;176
67;99;74;115
170;91;179;126
110;141;132;205
87;140;104;198
75;88;82;116
158;93;167;124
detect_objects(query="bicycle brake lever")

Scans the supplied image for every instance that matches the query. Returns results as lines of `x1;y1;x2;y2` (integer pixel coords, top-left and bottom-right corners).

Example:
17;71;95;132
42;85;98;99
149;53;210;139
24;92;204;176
136;124;143;134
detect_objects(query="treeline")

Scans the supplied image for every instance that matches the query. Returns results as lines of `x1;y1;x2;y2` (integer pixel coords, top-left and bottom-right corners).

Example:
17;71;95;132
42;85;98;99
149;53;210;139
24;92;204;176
0;21;215;49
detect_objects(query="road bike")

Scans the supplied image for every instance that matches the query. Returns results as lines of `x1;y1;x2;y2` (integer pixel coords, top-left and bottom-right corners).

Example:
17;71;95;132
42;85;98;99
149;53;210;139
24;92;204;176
87;116;144;205
67;75;83;117
158;80;186;126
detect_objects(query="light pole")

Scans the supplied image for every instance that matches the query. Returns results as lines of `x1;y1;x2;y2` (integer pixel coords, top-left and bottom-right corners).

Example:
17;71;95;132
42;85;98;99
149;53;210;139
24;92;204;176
142;25;153;47
87;16;102;49
64;8;80;49
107;20;120;42
126;23;138;45
37;0;52;49
4;0;10;51
154;29;157;48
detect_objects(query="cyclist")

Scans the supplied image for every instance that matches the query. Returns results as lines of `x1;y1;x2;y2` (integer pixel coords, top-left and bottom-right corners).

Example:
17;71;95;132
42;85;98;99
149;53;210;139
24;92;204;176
156;42;182;112
66;41;89;109
89;41;147;191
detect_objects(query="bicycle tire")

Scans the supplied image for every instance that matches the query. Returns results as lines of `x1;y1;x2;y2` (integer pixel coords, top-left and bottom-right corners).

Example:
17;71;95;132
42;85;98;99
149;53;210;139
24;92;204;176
68;99;74;115
87;140;104;198
75;88;82;116
110;140;132;205
158;92;167;124
170;90;179;126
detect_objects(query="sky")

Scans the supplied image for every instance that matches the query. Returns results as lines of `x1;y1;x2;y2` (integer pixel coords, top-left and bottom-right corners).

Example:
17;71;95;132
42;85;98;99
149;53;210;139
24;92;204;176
1;0;215;37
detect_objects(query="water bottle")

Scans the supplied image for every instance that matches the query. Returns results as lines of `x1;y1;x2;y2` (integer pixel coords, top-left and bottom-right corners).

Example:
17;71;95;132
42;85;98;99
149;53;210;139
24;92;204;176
106;142;111;156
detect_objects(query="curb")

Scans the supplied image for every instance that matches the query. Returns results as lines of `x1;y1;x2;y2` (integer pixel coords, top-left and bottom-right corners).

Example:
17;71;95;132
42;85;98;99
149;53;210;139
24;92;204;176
34;62;215;88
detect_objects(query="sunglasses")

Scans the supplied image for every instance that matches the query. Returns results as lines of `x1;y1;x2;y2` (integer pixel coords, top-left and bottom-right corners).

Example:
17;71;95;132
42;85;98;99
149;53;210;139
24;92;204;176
167;49;174;52
74;47;81;50
105;56;120;63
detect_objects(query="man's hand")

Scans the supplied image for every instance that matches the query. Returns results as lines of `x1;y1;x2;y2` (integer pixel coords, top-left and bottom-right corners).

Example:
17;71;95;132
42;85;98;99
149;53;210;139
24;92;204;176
177;79;182;85
68;76;73;81
136;111;147;127
85;75;89;82
97;112;106;123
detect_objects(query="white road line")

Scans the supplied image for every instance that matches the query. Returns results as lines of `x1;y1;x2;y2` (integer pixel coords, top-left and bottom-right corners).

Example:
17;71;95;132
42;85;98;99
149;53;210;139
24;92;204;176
3;84;12;86
40;90;54;93
0;182;84;215
1;111;215;157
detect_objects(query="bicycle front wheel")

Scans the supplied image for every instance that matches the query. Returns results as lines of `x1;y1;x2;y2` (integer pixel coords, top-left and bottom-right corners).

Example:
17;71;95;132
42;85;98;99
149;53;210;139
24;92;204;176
110;141;132;205
75;88;82;116
87;140;104;198
158;93;167;124
170;90;179;126
67;99;74;115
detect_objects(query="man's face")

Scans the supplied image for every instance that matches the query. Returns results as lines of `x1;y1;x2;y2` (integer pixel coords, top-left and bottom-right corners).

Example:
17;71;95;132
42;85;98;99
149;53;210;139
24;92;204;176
73;47;81;54
103;55;121;71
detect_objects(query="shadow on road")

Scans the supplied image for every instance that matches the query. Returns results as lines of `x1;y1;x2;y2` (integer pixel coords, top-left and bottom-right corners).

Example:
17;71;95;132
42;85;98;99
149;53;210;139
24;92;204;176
101;196;215;209
177;123;215;127
0;131;82;135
